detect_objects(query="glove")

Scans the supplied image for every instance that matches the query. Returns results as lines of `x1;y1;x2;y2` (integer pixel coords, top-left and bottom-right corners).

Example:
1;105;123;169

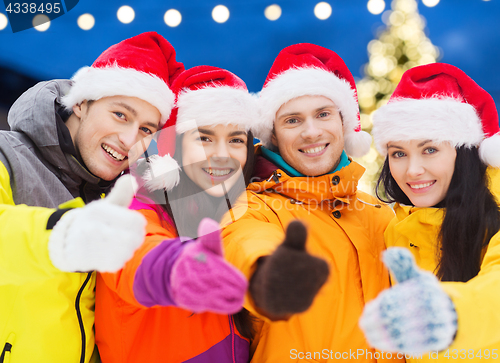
249;220;329;320
48;174;146;273
359;247;457;354
170;218;248;314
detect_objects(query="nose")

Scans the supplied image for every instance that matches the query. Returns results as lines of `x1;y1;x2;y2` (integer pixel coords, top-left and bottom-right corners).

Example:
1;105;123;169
118;124;141;152
406;156;425;178
301;117;323;140
209;141;231;164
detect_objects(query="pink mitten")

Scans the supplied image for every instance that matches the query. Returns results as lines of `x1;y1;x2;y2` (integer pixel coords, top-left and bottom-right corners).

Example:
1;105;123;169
170;218;248;314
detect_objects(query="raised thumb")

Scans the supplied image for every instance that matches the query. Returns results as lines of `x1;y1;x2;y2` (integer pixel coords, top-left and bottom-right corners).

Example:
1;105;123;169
383;247;421;283
282;220;308;251
197;218;223;256
104;174;138;207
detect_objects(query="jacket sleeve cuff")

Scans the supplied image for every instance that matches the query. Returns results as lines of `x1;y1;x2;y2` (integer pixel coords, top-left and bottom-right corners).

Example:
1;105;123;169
133;237;194;307
46;208;72;230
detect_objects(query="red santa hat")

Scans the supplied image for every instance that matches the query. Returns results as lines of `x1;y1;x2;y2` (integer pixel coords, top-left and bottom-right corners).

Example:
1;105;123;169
256;43;372;157
143;65;258;191
373;63;500;167
62;31;184;127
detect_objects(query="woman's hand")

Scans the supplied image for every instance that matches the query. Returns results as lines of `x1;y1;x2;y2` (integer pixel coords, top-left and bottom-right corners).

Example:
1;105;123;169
359;247;457;354
170;218;248;314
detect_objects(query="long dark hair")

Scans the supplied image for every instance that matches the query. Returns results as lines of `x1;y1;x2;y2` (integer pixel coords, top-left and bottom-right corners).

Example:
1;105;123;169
143;129;256;340
377;146;500;282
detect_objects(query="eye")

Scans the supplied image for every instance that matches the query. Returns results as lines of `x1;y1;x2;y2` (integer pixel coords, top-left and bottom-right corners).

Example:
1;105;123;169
230;137;246;144
424;147;437;154
140;126;153;135
285;118;299;124
198;136;211;142
114;112;126;119
391;151;406;158
318;111;329;118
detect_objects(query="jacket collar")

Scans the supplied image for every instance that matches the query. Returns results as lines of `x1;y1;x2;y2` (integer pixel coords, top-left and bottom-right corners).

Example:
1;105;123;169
249;146;365;204
259;146;350;177
392;203;444;246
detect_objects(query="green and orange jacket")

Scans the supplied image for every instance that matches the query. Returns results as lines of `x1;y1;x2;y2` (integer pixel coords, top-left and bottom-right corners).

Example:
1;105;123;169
221;149;403;363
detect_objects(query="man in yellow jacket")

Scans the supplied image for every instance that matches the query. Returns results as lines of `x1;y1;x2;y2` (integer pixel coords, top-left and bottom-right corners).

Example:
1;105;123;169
0;32;184;363
221;43;403;362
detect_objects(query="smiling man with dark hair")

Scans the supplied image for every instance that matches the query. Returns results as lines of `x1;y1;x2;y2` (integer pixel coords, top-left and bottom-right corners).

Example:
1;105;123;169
0;32;184;363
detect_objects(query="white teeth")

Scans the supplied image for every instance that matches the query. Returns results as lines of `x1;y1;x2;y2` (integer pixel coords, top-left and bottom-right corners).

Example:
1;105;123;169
102;144;126;161
409;182;434;189
203;168;232;177
301;145;326;154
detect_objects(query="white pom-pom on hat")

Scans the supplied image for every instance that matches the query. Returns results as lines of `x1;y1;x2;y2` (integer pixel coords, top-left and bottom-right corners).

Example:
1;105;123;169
479;133;500;168
143;154;180;192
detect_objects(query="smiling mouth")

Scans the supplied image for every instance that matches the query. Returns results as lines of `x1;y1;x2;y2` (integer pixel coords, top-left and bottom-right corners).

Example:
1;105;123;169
408;181;436;190
102;144;127;161
299;144;329;154
202;168;234;177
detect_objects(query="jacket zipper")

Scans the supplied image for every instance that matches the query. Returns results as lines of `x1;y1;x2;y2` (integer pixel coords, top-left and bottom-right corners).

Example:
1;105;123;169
229;315;236;363
0;342;12;363
76;272;92;363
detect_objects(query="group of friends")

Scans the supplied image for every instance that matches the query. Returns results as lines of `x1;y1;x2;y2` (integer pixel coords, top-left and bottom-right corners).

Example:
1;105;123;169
1;31;499;363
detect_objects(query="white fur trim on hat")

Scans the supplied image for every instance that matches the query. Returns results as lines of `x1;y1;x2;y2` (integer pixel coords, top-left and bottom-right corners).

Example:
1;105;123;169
143;154;180;191
344;130;372;158
175;86;260;134
62;66;175;127
373;98;484;155
257;67;361;150
479;133;500;168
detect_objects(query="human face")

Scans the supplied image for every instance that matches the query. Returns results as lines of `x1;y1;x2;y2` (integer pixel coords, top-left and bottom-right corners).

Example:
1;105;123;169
272;95;344;176
387;139;457;207
182;124;248;197
69;96;160;181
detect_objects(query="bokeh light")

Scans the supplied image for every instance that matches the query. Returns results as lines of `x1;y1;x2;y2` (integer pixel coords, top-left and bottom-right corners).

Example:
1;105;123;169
422;0;440;7
264;4;282;21
0;13;8;31
164;9;182;27
33;14;50;31
117;5;135;24
77;14;95;30
212;5;230;23
367;0;386;15
314;2;332;20
355;0;440;195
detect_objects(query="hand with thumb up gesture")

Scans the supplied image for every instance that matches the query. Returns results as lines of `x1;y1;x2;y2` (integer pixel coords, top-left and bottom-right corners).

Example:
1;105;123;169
249;220;329;321
48;174;146;273
169;218;248;315
359;247;457;354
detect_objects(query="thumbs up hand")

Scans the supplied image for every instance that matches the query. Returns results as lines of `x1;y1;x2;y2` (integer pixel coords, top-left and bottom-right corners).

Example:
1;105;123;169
48;175;146;273
170;218;248;314
359;247;457;354
249;220;330;320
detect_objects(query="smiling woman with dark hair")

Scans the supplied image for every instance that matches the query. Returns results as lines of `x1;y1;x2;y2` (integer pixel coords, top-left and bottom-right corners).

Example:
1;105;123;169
360;63;500;361
95;66;260;363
